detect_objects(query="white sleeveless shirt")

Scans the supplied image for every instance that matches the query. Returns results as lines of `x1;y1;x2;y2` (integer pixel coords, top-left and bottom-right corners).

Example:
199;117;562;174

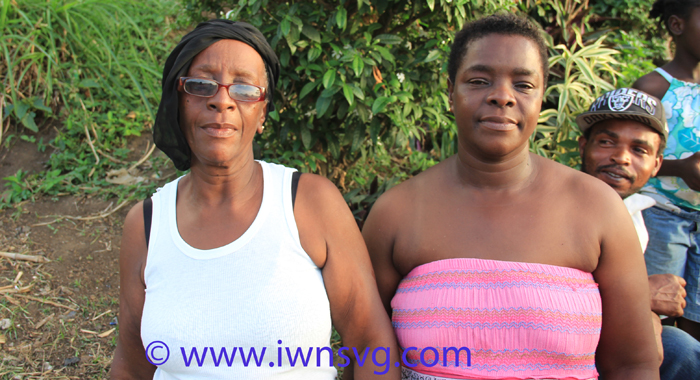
140;161;337;379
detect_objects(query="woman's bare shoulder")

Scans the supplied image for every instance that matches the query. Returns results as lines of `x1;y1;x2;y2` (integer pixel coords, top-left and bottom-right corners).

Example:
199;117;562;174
632;71;670;100
536;156;622;208
120;201;149;265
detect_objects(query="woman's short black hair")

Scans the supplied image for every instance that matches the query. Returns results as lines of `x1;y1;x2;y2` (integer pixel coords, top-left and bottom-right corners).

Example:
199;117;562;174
447;13;549;87
650;0;700;35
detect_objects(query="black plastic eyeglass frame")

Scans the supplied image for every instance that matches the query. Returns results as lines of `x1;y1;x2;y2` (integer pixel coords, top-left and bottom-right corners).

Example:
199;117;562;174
179;77;266;102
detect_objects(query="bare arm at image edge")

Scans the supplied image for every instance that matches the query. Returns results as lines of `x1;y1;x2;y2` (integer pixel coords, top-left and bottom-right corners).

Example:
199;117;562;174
593;186;660;379
110;202;156;379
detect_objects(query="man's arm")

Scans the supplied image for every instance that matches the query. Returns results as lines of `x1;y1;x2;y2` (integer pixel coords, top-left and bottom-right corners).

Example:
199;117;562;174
654;152;700;191
649;273;687;317
295;175;400;379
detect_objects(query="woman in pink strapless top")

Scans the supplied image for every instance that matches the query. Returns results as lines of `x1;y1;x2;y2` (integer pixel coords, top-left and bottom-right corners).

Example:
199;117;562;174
363;14;660;380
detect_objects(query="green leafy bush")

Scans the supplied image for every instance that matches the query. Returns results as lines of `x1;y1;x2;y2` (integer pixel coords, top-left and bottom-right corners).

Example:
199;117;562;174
1;0;664;214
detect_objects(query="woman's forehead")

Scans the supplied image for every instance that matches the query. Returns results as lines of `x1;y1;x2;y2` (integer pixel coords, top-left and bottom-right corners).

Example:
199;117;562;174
189;39;266;79
461;34;543;77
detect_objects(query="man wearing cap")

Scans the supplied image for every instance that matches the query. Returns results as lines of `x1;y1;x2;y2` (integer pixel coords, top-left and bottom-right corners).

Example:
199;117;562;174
577;88;700;380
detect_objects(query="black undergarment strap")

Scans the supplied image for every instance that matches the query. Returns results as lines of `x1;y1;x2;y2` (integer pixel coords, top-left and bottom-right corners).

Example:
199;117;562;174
291;172;301;210
143;197;153;248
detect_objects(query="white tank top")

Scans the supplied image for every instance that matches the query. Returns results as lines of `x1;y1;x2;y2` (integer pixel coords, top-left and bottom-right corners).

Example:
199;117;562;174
140;161;336;379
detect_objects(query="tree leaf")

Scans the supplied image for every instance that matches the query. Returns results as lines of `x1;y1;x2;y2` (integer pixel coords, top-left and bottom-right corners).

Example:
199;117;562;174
342;84;354;105
372;96;391;114
423;49;441;63
299;82;317;100
301;24;321;43
351;85;365;100
307;47;321;62
300;124;312;149
351;122;364;152
352;55;364;77
316;95;332;118
337;101;349;118
403;103;412;118
281;18;291;36
427;0;435;11
374;34;403;45
374;46;395;64
336;8;347;30
323;69;336;89
326;132;340;159
370;117;381;144
395;91;413;102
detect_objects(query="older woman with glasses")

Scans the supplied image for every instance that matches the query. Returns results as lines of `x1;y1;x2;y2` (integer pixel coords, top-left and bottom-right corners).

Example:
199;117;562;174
110;20;399;379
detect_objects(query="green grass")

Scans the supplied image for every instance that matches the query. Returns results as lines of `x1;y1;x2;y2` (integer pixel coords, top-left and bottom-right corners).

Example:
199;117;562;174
0;0;187;207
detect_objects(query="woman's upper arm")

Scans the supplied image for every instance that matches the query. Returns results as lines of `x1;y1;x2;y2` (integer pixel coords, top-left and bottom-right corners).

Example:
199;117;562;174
295;174;397;349
592;191;660;379
111;201;156;379
632;72;670;100
362;193;402;316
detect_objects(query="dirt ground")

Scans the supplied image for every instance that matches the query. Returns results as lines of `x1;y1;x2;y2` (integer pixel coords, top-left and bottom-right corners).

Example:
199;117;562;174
0;125;159;379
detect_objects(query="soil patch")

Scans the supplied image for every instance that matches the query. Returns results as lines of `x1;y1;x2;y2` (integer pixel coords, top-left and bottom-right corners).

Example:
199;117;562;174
0;121;152;378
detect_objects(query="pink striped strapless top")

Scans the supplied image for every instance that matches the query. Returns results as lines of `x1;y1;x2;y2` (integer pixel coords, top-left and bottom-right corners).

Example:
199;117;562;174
391;258;601;380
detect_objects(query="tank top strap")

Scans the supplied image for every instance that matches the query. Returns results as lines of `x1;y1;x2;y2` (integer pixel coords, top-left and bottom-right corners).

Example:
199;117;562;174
654;67;674;83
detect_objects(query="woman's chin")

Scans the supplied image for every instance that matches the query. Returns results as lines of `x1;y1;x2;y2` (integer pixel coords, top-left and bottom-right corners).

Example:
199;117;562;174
192;148;254;169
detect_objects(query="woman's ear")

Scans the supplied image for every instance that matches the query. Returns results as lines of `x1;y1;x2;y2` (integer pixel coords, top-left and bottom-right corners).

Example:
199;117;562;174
257;103;267;134
668;15;684;37
257;115;265;134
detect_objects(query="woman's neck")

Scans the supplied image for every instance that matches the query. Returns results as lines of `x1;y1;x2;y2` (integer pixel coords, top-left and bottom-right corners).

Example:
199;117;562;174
182;155;262;206
667;48;700;84
453;144;537;191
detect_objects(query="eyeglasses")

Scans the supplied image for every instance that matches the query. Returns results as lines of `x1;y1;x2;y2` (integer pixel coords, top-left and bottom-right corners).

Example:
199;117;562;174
179;77;266;102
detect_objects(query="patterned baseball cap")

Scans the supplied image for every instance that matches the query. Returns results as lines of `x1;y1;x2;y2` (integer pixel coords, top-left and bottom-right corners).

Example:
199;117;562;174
576;88;668;140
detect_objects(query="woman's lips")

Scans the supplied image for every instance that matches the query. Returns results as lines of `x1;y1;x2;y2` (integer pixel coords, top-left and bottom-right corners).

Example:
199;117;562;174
200;124;237;138
479;116;518;131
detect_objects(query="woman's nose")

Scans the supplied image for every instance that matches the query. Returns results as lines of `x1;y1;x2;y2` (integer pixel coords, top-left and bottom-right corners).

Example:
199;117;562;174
207;86;237;111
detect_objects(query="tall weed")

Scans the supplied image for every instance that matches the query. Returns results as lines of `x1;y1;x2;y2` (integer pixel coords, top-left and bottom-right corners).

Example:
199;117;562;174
1;0;184;208
0;0;180;134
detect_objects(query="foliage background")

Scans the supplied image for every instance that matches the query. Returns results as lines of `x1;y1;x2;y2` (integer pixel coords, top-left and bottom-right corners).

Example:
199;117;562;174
0;0;674;376
1;0;672;221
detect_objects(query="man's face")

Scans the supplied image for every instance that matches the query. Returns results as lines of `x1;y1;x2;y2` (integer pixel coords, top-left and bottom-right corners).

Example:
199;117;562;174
448;34;544;160
579;119;663;198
